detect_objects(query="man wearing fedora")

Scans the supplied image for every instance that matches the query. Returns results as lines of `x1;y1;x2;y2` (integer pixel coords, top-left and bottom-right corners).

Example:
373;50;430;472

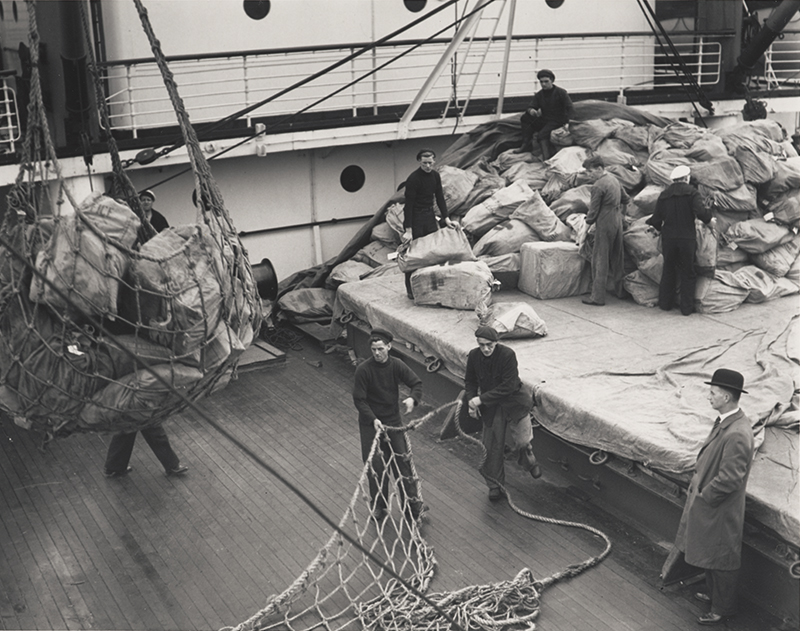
673;368;755;626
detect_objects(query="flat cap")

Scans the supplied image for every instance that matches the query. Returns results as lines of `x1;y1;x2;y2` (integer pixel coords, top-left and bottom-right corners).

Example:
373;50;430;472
370;328;393;344
475;326;499;342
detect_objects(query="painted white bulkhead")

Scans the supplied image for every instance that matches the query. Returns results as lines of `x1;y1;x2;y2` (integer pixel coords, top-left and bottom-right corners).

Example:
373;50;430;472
123;135;453;279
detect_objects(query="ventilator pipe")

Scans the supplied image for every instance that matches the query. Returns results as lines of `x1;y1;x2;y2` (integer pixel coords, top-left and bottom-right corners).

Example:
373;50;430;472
728;0;800;91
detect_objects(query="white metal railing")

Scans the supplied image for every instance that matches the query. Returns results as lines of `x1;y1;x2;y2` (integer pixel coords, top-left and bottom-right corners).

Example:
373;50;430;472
100;34;726;138
761;37;800;89
0;76;21;154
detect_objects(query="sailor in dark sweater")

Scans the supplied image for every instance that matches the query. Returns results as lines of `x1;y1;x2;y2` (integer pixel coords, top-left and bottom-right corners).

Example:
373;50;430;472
401;149;457;299
464;326;540;502
352;328;425;521
519;69;574;160
647;165;715;316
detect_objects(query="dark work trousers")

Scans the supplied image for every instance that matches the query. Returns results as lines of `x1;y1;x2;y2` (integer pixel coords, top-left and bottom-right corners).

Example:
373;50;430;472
358;421;422;516
404;211;440;298
104;424;180;474
520;113;561;155
589;216;624;305
660;238;697;315
705;568;740;617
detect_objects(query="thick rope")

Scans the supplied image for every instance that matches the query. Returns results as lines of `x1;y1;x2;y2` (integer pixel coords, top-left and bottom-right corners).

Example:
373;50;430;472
352;397;612;630
232;397;611;631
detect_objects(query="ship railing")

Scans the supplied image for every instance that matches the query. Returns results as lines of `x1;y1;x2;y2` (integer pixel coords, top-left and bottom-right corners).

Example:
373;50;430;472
98;31;729;139
0;71;21;155
761;31;800;90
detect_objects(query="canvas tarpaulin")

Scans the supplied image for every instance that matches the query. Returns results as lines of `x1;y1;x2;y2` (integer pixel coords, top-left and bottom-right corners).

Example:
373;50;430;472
534;315;799;545
335;276;799;547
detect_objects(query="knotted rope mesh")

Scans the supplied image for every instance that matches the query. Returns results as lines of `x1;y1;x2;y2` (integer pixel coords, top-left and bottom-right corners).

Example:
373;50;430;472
0;0;261;439
227;400;611;631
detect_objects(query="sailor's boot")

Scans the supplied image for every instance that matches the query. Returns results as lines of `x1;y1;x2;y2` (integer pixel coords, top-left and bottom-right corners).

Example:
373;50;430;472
518;442;542;479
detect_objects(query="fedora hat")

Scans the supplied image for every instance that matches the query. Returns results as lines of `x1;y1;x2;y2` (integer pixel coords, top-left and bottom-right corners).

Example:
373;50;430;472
705;368;748;394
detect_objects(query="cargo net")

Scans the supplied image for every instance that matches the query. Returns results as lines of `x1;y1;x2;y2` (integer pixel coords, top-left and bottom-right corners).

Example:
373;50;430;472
0;0;261;440
227;402;612;631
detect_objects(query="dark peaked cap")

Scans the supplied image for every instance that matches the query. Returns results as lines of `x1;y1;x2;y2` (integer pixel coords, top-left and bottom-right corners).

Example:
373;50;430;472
705;368;748;394
474;326;499;341
370;328;393;344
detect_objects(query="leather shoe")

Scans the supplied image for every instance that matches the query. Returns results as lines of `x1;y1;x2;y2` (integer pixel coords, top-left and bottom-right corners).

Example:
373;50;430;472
488;487;505;501
104;466;133;478
166;465;189;476
697;612;725;625
582;298;605;306
694;592;711;604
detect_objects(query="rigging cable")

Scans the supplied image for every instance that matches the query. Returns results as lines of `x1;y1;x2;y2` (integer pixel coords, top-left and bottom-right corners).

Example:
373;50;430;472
0;228;468;631
137;0;499;196
123;0;465;168
635;0;711;127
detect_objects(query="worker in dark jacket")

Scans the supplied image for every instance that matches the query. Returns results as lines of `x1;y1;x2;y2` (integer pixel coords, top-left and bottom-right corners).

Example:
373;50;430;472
582;155;629;306
139;189;169;233
647;165;715;316
519;69;574;160
402;149;456;299
353;328;425;521
673;369;754;626
464;326;540;502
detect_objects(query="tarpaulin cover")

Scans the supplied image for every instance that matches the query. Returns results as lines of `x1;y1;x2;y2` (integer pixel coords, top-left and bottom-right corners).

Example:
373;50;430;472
336;277;799;547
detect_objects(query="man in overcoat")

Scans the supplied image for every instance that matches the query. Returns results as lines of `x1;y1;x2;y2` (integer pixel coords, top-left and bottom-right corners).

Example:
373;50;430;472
673;368;755;625
464;326;540;502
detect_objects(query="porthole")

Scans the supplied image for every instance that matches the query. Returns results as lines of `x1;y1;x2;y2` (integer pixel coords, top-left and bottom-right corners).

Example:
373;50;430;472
340;165;365;193
243;0;271;20
404;0;427;13
545;0;565;8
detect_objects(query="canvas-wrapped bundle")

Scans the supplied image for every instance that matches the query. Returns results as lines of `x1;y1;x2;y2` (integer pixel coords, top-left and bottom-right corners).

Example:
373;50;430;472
30;193;140;319
472;219;540;257
518;241;591;299
624;270;660;307
410;260;495;310
461;181;534;238
124;224;233;358
397;225;476;272
479;301;548;339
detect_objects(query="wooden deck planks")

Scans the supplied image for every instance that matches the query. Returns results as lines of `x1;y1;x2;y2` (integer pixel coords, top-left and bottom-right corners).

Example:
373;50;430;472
0;341;783;631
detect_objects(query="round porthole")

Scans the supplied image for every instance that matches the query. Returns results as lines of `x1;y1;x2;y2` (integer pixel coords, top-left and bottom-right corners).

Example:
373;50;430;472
340;165;365;193
404;0;427;13
545;0;565;8
243;0;271;20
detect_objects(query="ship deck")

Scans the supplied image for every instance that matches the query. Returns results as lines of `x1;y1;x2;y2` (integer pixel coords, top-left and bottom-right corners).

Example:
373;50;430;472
0;338;786;631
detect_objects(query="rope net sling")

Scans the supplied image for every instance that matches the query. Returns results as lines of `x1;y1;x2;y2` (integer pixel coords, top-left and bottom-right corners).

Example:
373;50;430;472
0;0;261;440
228;401;612;631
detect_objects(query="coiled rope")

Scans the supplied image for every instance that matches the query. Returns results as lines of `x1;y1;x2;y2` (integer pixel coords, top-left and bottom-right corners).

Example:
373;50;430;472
351;397;612;630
